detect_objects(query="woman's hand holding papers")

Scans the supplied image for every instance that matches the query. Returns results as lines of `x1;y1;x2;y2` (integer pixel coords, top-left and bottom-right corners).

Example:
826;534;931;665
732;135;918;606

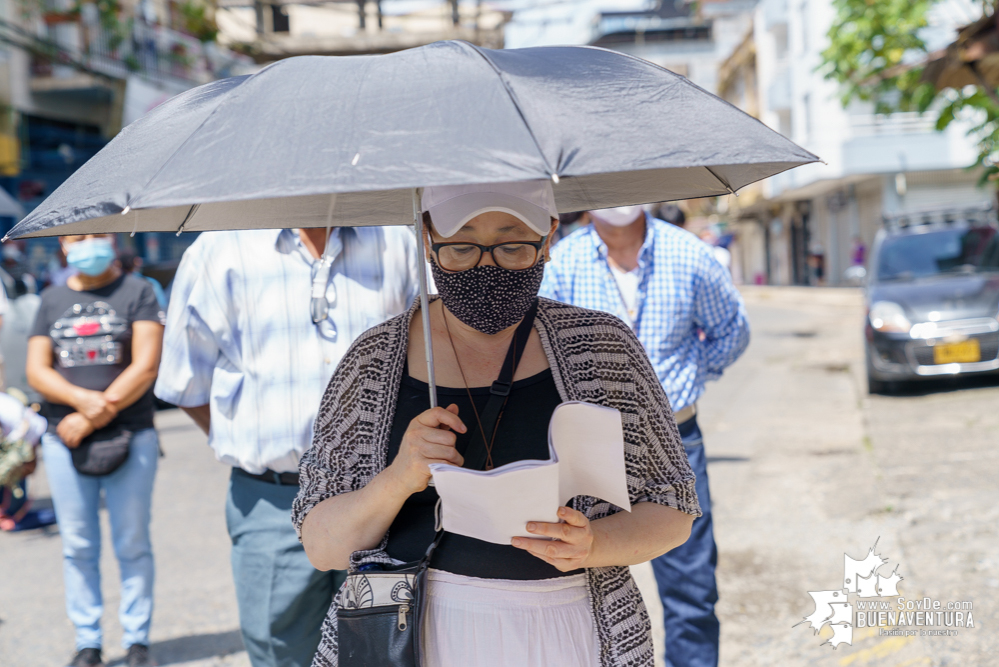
512;506;594;572
303;404;467;571
387;405;467;494
512;503;696;571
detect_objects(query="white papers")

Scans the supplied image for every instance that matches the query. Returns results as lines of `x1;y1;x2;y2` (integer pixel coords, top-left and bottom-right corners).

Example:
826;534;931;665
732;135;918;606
428;401;632;545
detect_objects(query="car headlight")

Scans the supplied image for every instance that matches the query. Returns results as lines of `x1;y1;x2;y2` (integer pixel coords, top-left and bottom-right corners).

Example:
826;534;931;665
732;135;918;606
869;301;912;333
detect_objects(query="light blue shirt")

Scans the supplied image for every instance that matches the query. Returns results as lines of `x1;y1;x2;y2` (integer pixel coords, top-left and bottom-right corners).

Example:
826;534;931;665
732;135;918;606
540;217;749;413
154;227;419;473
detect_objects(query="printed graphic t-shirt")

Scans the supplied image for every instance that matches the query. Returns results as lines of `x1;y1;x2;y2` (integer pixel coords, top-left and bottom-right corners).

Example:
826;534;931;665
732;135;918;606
30;273;164;431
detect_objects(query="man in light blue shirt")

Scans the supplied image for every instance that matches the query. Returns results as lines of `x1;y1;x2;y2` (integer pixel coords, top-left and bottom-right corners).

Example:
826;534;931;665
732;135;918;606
540;204;749;667
155;226;418;667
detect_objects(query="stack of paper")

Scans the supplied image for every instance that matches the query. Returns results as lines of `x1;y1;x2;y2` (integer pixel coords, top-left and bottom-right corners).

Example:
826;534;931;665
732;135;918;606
429;401;632;545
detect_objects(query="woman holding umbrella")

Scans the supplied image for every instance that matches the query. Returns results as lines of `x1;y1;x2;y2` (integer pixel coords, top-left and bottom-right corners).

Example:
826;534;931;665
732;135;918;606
292;180;702;667
2;39;816;667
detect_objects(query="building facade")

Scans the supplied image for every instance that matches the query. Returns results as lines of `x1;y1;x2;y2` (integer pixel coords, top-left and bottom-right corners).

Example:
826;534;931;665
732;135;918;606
215;0;509;62
726;0;989;286
0;0;251;280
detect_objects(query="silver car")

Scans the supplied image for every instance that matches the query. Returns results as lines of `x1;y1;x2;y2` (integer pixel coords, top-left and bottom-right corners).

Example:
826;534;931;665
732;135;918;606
865;209;999;393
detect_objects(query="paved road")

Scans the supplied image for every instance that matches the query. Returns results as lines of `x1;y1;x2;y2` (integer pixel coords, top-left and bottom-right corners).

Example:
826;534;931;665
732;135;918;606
644;286;996;667
1;411;247;667
3;286;996;666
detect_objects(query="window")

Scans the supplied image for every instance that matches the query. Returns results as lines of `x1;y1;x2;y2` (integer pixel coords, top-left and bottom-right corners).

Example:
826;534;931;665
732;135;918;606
271;5;290;33
876;228;999;281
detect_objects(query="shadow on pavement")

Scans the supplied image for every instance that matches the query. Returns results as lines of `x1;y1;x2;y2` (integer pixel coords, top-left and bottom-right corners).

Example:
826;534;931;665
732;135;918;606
107;630;245;666
875;372;999;398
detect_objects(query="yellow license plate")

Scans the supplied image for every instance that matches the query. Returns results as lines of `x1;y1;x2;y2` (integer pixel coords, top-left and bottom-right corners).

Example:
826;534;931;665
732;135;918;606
933;339;981;364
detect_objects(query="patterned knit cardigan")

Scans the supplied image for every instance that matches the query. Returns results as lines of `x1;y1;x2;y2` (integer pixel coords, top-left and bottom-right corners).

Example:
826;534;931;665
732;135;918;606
292;296;702;667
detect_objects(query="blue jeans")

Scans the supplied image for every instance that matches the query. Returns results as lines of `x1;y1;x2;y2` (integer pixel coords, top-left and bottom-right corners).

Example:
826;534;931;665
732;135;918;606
42;427;159;651
651;417;719;667
226;469;345;667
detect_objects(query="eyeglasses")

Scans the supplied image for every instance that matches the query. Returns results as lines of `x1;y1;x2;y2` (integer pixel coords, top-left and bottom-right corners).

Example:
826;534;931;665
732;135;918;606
431;240;545;272
310;255;337;342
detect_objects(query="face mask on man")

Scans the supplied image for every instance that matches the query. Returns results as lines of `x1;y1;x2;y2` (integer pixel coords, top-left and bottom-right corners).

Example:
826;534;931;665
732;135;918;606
590;206;644;227
65;238;116;277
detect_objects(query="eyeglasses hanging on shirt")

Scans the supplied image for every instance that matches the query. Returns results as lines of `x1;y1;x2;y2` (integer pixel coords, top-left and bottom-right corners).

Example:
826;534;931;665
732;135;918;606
310;226;340;342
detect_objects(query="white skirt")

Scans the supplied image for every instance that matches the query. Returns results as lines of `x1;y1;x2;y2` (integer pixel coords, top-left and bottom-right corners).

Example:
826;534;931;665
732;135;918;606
422;568;601;667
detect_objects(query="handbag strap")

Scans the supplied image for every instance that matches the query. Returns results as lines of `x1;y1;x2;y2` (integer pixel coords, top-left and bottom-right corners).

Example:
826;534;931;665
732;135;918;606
460;298;539;472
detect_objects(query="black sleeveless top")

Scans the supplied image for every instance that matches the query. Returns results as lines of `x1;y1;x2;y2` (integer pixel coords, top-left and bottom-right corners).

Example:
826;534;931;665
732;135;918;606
384;363;581;579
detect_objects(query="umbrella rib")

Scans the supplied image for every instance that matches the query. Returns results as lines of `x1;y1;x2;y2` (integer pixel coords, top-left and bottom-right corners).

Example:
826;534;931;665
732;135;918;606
705;166;737;197
459;42;559;180
175;204;201;235
129;68;280;210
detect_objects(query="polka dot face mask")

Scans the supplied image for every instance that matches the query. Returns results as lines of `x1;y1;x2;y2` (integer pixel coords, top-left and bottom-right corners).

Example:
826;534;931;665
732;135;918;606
430;256;545;335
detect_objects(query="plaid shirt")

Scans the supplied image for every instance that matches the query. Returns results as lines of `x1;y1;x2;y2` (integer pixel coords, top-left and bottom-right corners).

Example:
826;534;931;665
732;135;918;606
540;217;749;413
154;227;419;473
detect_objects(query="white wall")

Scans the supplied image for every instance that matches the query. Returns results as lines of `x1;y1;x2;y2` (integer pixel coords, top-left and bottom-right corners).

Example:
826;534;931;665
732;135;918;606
601;1;757;95
754;0;982;199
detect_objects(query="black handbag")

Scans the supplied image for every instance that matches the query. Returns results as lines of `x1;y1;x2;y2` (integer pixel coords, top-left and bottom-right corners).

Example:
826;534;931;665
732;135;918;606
70;423;134;476
337;299;539;667
337;530;444;667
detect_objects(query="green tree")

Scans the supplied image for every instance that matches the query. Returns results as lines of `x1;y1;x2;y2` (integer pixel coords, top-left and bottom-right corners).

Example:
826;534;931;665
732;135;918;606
820;0;999;180
179;0;219;43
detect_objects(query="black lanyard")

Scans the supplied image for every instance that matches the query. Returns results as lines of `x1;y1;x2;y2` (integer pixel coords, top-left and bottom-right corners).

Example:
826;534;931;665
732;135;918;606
460;298;539;471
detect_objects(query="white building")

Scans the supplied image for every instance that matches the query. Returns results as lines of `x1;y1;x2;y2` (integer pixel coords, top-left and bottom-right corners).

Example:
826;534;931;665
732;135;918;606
216;0;509;62
739;0;989;286
589;0;757;95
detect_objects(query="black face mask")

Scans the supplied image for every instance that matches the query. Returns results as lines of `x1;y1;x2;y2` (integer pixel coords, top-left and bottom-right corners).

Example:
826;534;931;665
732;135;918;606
431;257;545;335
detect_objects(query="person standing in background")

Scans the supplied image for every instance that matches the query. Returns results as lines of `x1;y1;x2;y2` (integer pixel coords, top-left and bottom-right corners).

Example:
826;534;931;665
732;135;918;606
117;249;167;310
154;227;419;667
26;233;164;667
2;244;37;295
540;205;750;667
851;235;866;267
657;203;688;230
0;388;54;532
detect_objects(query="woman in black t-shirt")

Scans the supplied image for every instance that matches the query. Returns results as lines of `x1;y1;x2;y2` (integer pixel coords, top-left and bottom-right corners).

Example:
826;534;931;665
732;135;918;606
26;234;164;667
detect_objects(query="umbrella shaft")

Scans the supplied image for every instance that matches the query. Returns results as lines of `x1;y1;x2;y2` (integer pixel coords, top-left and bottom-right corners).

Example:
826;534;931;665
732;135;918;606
413;188;438;410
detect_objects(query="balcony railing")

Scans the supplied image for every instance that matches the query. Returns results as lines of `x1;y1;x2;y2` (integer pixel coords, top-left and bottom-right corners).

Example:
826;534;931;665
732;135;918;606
848;112;939;138
31;14;247;86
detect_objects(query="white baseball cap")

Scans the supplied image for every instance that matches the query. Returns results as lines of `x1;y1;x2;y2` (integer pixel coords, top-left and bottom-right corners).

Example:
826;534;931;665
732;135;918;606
421;180;558;238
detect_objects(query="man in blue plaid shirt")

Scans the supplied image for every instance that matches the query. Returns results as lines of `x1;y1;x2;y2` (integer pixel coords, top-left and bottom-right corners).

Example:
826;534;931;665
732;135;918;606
540;204;749;667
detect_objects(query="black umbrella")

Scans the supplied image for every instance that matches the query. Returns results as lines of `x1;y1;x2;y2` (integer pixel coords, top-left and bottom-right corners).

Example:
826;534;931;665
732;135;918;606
5;41;819;401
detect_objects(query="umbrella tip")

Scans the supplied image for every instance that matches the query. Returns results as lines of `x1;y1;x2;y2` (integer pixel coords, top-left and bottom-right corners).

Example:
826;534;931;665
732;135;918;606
351;153;360;166
551;174;560;184
1;235;7;243
121;206;131;215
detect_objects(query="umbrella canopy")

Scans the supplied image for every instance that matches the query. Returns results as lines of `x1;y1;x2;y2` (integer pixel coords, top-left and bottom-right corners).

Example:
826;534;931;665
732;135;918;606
5;40;817;240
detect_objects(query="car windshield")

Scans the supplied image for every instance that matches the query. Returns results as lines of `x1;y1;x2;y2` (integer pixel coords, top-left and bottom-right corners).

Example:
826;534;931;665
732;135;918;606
876;227;999;282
